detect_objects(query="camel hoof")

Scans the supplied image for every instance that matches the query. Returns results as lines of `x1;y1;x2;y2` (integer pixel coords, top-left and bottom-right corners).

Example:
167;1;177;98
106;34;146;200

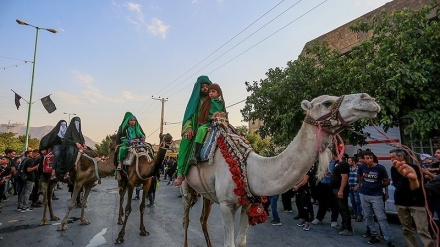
39;219;49;226
51;216;60;221
57;224;68;231
140;230;150;236
80;220;91;225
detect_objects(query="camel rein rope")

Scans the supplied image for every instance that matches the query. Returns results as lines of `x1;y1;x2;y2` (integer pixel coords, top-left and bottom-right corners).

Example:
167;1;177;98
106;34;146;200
80;151;101;184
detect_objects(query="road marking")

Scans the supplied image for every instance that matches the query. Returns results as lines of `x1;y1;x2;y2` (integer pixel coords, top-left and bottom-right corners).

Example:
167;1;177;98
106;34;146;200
86;228;108;247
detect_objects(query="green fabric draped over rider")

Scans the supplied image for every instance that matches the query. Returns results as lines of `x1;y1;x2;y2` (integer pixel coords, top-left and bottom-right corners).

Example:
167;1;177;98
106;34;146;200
116;113;146;171
174;76;227;186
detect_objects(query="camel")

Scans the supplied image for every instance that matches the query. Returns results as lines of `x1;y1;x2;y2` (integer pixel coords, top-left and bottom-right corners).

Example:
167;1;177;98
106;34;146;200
38;147;116;227
180;93;381;247
53;147;117;231
115;133;173;244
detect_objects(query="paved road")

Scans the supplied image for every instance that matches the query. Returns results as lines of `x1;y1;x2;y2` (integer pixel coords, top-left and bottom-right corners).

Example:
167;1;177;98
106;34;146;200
0;177;408;246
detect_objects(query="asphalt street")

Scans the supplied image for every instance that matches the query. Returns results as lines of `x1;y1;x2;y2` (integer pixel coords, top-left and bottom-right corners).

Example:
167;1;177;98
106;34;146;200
0;177;409;246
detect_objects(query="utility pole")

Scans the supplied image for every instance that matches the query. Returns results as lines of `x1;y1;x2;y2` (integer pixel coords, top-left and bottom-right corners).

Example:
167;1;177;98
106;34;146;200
152;96;168;136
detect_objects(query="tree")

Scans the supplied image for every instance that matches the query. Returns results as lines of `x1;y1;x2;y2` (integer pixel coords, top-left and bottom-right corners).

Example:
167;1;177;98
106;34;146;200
349;5;440;139
0;133;40;153
242;4;440;146
234;125;276;156
95;135;112;156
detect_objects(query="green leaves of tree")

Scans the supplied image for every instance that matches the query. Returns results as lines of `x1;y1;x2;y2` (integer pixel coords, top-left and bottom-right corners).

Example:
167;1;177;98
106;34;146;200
242;4;440;146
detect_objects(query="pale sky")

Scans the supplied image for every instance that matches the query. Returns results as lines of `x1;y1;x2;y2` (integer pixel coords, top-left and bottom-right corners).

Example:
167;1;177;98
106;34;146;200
0;0;392;144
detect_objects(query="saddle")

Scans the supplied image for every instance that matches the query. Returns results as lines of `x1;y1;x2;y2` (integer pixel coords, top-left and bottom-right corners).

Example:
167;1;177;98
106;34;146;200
123;142;155;166
198;115;252;164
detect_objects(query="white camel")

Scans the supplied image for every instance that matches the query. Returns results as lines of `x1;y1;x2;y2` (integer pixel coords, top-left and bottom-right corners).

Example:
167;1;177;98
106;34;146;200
180;93;381;247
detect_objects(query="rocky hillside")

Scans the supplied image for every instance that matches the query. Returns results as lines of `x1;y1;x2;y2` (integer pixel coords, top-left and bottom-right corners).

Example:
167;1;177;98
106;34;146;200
0;124;97;147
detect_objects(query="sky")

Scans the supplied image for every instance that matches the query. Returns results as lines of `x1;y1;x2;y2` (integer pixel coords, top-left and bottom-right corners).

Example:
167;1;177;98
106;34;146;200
0;0;392;145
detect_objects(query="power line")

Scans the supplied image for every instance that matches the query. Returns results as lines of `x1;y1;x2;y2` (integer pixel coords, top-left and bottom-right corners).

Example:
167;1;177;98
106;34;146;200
169;0;328;97
136;0;289;116
226;99;246;108
0;55;31;62
0;60;32;70
206;0;328;75
152;0;288;97
165;0;305;97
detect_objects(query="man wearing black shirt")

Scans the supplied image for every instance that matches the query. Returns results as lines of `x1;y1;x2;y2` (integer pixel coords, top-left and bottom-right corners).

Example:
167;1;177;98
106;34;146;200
390;149;434;247
331;153;353;236
18;151;37;211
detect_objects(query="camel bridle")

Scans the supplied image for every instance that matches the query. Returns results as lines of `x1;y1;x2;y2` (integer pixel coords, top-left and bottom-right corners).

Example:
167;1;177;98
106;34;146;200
303;95;349;135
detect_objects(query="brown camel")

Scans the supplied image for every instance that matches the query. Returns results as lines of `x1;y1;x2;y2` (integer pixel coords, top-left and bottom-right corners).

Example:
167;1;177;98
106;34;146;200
39;146;116;227
115;133;173;244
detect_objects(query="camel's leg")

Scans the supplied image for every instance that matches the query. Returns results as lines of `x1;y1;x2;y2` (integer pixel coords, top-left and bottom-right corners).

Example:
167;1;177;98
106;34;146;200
139;178;152;236
79;183;94;225
58;182;84;231
115;184;134;244
181;181;198;247
40;180;49;226
118;180;127;225
47;181;60;221
220;202;238;247
236;205;250;247
200;197;214;247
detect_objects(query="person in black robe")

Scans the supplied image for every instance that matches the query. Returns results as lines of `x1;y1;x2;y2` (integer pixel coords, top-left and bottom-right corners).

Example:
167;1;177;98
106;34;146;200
39;120;68;180
57;117;87;179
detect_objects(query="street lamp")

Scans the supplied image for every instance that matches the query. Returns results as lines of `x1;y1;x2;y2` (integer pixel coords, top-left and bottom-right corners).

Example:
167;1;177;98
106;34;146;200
17;19;57;150
63;112;76;122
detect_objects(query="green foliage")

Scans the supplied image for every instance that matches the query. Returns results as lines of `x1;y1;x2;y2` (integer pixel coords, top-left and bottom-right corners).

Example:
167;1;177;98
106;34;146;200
242;4;440;146
234;125;276;156
0;133;40;153
95;135;112;156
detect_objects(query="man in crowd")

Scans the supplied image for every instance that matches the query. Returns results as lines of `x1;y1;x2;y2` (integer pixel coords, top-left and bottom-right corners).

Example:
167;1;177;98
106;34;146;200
390;149;434;247
357;150;394;246
331;153;353;236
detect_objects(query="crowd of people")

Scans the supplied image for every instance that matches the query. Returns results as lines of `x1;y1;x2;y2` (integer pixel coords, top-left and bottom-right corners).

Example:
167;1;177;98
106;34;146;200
264;148;440;247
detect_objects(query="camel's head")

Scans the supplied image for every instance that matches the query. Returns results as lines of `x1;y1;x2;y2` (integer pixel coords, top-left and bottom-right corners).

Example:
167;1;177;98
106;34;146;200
301;93;380;132
159;133;173;149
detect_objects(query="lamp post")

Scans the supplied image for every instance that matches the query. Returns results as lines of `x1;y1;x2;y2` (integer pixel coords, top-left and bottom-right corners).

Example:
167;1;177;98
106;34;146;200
63;112;76;122
17;19;57;150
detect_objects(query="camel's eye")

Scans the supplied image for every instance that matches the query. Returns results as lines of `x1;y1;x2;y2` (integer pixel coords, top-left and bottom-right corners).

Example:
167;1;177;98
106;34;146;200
321;101;333;108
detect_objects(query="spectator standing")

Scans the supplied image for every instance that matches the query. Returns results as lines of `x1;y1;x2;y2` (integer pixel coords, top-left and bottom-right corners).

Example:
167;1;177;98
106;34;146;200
331;153;353;236
390;149;434;247
293;165;316;231
0;156;12;208
428;148;440;175
166;157;177;185
312;155;339;227
270;195;282;226
348;156;363;222
281;189;294;213
19;151;38;212
357;151;394;246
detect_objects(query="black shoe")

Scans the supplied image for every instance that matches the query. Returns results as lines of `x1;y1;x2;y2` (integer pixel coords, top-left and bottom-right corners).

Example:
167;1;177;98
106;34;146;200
293;215;301;220
52;197;59;200
386;242;395;247
368;236;380;244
